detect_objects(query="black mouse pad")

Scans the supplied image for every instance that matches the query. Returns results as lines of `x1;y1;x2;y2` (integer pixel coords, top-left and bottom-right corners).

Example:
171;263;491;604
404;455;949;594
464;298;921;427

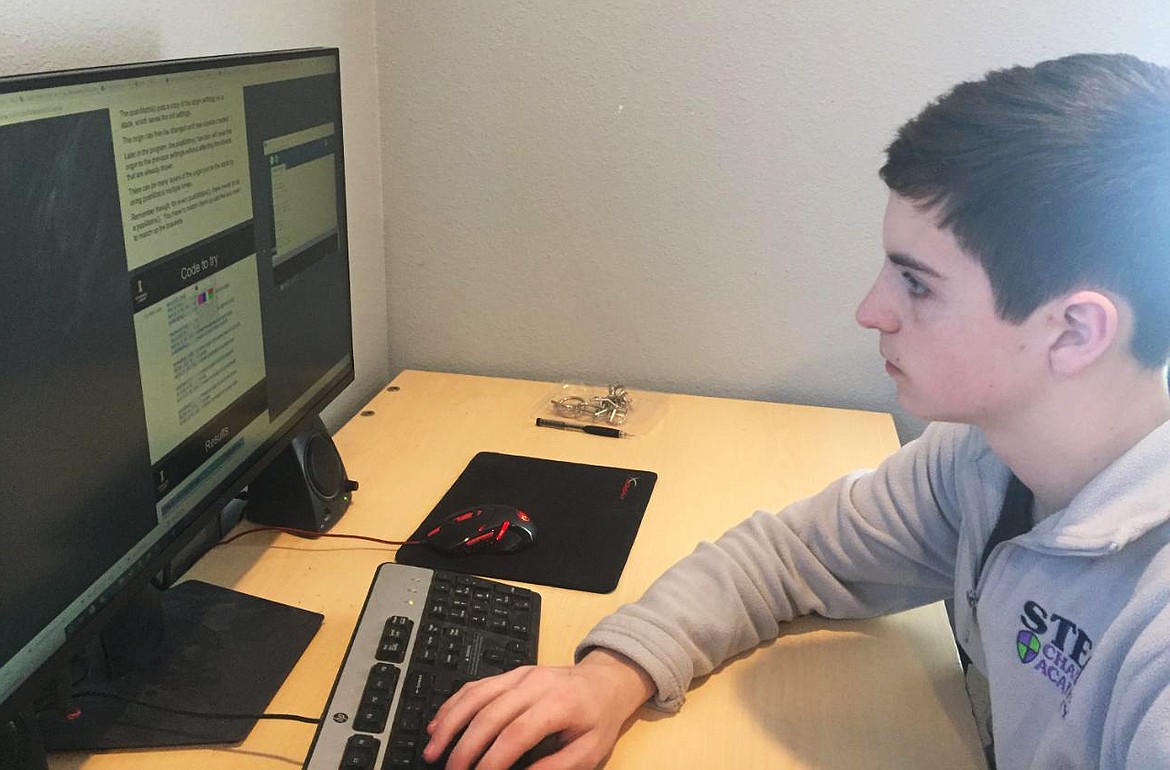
395;452;657;593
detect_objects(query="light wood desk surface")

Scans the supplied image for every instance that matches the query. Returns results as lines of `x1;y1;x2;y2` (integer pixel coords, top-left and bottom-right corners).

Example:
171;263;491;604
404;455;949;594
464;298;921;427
51;370;986;769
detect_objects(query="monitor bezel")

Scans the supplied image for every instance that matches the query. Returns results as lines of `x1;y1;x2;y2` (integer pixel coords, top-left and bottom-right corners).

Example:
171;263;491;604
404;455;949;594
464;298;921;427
0;46;355;728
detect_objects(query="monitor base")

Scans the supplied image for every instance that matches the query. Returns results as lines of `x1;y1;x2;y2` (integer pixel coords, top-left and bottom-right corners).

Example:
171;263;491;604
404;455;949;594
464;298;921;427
39;580;322;751
2;704;48;770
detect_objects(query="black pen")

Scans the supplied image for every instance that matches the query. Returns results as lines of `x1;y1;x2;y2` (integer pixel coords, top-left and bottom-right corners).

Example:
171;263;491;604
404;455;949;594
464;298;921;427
535;417;626;438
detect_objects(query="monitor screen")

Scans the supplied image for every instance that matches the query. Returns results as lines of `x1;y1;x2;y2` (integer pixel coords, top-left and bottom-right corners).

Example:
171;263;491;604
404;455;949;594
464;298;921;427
0;47;353;754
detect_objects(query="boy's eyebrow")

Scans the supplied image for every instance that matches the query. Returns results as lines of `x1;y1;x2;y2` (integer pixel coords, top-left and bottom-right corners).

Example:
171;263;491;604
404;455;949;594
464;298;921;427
887;251;944;279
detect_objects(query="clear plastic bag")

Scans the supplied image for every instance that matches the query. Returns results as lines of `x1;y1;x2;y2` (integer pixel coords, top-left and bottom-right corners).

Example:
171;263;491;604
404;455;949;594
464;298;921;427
533;382;666;436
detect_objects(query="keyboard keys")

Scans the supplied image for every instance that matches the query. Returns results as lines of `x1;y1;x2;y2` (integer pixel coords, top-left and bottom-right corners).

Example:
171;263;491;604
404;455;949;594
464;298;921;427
304;566;540;769
367;663;400;693
354;703;390;734
405;670;432;699
375;616;413;663
340;734;380;769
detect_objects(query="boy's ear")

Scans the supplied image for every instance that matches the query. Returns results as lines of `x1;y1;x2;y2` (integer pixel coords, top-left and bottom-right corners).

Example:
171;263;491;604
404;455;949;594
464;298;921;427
1047;290;1121;376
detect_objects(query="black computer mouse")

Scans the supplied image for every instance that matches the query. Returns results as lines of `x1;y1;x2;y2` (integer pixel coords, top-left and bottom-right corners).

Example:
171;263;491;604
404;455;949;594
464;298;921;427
423;504;537;556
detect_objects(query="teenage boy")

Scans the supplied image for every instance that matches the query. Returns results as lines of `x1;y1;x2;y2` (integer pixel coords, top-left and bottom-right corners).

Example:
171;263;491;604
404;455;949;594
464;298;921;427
425;53;1170;769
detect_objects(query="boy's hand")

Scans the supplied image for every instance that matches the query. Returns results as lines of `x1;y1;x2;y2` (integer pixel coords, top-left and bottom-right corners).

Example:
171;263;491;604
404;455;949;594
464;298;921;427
423;649;655;770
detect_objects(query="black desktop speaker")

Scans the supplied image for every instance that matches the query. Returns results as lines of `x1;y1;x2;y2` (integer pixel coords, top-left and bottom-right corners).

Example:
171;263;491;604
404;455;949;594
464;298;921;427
245;416;357;533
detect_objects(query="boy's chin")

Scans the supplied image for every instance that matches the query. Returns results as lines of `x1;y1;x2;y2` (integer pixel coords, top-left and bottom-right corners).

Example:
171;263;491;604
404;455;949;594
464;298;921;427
894;391;950;424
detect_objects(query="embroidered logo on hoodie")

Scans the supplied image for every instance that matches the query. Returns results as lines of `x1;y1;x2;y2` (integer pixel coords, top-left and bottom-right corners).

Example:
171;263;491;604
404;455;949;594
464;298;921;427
1017;600;1094;711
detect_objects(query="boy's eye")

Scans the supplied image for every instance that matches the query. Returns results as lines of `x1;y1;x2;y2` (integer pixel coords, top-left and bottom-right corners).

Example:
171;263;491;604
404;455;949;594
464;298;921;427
901;270;930;297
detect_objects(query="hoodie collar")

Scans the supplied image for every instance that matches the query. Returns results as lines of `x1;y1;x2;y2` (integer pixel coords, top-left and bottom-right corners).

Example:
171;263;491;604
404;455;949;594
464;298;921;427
1025;419;1170;553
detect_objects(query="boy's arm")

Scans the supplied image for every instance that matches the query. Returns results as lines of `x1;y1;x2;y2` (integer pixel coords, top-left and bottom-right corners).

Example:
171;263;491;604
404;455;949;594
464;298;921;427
579;421;975;710
425;422;982;766
1108;599;1170;767
1122;688;1170;768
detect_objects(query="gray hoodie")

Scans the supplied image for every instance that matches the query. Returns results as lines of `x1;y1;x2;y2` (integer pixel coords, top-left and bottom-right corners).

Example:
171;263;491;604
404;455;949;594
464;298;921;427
578;420;1170;768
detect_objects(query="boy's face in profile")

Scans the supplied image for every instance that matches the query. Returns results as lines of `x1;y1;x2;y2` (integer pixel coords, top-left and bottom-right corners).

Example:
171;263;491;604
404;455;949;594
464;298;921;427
856;194;1053;428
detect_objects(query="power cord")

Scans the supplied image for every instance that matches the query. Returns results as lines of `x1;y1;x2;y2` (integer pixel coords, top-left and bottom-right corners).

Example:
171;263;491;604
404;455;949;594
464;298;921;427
58;690;320;725
215;525;419;548
70;526;418;727
34;529;420;736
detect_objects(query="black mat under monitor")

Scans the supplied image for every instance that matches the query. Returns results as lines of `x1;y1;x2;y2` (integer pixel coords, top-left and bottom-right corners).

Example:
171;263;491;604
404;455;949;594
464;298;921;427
396;452;657;593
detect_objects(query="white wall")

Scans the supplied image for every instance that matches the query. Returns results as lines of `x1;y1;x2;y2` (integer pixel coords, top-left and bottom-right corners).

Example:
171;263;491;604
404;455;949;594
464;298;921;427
7;3;1170;442
377;1;1170;441
0;0;389;430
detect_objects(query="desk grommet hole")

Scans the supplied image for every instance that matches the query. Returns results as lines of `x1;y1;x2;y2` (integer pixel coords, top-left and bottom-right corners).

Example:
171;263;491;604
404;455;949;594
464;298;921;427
360;410;376;417
386;386;400;393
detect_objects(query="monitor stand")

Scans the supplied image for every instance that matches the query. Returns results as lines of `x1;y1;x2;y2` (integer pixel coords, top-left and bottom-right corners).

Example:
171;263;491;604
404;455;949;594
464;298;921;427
38;580;322;750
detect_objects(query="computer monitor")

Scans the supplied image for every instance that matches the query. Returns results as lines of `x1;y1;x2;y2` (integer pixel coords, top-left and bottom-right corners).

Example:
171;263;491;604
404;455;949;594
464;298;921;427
0;48;354;764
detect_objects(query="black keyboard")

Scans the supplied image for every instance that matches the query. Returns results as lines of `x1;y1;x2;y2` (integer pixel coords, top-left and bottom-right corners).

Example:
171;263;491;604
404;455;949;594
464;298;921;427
303;563;541;770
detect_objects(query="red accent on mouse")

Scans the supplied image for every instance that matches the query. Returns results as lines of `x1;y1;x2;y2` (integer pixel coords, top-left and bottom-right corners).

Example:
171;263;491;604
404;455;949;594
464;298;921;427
424;504;537;556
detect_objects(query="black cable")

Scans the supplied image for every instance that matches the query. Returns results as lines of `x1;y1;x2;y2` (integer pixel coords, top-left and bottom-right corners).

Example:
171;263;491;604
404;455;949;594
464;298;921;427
66;690;320;725
40;528;415;728
215;524;418;548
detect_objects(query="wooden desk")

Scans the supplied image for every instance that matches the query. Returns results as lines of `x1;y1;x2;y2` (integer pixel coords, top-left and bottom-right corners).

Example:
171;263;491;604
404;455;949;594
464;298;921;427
51;370;986;769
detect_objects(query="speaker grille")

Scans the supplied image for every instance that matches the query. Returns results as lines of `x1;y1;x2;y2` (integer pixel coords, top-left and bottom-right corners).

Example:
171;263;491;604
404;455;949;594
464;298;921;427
304;434;345;500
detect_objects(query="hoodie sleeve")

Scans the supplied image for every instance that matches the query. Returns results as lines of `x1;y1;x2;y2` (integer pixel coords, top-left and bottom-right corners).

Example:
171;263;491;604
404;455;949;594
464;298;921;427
576;421;974;711
1105;586;1170;768
1120;687;1170;769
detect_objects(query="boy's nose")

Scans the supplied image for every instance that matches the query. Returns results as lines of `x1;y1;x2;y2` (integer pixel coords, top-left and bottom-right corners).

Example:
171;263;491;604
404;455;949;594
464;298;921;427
855;281;898;333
